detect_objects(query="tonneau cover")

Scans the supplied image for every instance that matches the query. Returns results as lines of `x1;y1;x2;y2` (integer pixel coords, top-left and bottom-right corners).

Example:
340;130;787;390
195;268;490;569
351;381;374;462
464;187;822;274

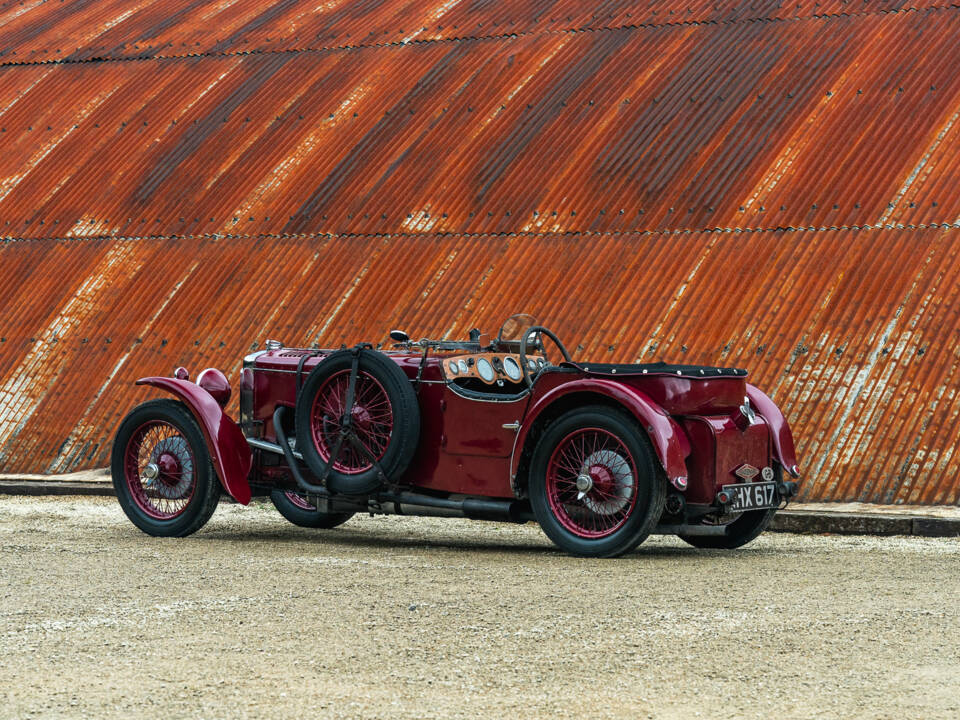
561;361;747;378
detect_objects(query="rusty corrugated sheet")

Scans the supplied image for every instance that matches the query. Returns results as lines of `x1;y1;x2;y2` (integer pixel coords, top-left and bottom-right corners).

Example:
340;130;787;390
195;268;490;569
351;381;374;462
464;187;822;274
0;1;958;503
0;1;940;66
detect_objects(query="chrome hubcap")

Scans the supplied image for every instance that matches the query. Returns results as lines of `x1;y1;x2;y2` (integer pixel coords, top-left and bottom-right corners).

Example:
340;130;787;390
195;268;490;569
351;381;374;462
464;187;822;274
576;474;593;500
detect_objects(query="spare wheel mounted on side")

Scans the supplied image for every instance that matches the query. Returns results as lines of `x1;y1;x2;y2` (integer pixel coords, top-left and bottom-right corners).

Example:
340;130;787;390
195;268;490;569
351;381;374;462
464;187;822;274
294;349;420;495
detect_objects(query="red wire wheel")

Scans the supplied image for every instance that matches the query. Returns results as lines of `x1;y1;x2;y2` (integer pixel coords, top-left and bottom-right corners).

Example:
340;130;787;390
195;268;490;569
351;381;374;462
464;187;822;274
269;489;356;529
529;406;666;557
295;349;420;495
309;369;394;474
545;427;639;538
123;419;197;520
111;399;221;537
283;491;315;510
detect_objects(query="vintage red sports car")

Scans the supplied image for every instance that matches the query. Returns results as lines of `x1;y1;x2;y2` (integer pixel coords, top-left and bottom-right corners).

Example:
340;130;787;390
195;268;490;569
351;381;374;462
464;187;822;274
111;314;800;557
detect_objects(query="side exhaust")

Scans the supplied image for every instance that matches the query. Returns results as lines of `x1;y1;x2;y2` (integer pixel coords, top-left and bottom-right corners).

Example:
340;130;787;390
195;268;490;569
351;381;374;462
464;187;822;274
248;430;533;523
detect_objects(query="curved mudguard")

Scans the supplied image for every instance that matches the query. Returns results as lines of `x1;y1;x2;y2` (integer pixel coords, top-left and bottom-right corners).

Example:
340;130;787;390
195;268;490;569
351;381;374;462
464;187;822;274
512;378;692;491
746;384;800;478
136;377;253;504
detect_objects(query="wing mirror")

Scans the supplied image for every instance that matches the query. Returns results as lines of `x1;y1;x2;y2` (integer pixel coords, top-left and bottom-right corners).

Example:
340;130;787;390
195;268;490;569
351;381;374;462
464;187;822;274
389;330;410;343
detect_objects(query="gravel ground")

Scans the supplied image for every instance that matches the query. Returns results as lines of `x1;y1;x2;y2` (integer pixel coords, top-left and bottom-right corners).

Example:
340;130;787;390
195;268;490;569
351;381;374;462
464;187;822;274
1;496;958;720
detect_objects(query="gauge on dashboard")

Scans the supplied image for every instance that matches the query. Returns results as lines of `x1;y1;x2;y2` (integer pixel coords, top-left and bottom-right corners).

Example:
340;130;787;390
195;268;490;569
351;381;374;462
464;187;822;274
476;357;496;383
503;356;522;381
458;359;469;374
448;360;459;375
527;359;537;371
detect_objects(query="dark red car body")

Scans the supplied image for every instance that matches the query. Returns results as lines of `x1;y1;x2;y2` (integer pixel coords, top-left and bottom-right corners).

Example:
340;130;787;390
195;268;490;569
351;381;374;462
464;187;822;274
114;320;799;556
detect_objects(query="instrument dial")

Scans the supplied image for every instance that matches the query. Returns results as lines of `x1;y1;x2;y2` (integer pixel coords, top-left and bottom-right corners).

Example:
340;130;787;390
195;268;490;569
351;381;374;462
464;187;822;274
503;356;522;381
448;360;459;375
458;359;468;374
476;358;495;383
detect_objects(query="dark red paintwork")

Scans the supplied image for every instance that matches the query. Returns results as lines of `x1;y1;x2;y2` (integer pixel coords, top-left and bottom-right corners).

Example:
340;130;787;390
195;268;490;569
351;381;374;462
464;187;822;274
746;384;800;477
512;375;692;491
137;328;798;511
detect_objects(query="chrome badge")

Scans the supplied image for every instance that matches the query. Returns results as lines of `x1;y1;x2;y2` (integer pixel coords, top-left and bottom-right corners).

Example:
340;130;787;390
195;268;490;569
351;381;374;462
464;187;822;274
734;464;760;480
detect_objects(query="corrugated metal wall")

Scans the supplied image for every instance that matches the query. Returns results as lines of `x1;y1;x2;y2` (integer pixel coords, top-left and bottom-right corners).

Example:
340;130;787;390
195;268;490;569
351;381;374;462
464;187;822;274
0;0;958;503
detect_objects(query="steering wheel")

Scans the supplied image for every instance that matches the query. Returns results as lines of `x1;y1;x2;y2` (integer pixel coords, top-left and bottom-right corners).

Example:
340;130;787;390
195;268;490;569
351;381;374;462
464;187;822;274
519;326;573;389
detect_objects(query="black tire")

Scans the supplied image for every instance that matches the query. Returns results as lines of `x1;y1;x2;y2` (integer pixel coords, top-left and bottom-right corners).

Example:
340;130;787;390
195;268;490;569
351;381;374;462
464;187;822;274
270;489;355;529
528;405;667;558
295;349;420;495
678;466;781;549
110;399;220;537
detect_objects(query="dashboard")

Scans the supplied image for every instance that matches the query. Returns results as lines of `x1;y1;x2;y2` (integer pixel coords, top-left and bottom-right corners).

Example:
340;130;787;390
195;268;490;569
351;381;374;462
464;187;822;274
442;353;547;385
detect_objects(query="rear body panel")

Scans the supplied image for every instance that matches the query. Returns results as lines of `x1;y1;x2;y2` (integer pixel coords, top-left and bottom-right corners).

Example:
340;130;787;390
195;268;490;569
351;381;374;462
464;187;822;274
680;416;771;504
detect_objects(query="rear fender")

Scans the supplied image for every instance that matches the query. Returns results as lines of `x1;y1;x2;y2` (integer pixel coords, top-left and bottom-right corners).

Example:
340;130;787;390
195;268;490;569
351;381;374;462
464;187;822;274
512;379;691;491
136;377;252;504
746;384;800;477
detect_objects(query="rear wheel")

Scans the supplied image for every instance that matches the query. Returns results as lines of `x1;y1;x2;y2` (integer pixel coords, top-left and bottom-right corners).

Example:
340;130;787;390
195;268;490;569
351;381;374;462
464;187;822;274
678;466;781;549
528;406;666;557
270;489;354;529
110;399;220;537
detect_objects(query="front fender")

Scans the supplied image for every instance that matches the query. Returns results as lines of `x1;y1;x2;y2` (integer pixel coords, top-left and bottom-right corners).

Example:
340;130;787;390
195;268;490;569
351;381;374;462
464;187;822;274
512;379;691;491
746;384;800;477
136;377;252;504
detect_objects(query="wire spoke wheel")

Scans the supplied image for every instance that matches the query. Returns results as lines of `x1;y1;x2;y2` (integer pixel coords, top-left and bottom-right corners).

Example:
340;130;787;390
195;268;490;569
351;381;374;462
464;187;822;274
310;369;394;474
296;349;420;495
269;489;355;529
546;427;638;539
283;491;315;510
530;406;666;557
123;420;197;519
111;399;220;537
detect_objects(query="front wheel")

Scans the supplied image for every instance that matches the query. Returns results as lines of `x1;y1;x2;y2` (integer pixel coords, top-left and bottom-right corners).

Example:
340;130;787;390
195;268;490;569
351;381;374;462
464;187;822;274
270;490;355;529
528;406;666;558
110;399;220;537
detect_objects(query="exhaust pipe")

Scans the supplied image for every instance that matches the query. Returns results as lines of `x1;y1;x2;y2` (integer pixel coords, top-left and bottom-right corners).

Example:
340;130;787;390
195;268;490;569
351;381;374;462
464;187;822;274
376;491;534;523
248;427;533;523
271;406;331;495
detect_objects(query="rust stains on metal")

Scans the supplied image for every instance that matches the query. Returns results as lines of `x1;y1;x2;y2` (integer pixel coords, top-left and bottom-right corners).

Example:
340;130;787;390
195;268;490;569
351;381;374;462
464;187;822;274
0;1;958;503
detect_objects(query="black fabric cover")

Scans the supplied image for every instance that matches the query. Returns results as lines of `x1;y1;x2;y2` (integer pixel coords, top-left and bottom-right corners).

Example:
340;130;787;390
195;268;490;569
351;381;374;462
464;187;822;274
560;361;747;378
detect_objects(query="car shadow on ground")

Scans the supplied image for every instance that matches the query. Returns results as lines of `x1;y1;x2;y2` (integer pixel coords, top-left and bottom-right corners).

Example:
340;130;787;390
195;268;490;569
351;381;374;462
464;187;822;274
200;521;775;558
202;527;552;556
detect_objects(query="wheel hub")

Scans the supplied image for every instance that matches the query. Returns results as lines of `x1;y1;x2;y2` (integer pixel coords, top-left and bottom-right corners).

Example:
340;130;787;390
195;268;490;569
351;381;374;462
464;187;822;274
156;452;181;486
579;450;633;516
349;405;373;431
588;463;614;490
575;474;593;500
146;436;193;499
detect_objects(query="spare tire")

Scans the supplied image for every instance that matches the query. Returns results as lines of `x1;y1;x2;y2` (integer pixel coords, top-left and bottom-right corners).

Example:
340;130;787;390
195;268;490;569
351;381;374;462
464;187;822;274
295;349;420;495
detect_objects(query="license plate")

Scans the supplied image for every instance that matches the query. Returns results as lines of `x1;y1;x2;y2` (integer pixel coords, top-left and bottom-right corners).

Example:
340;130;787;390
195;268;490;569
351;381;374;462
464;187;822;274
723;482;778;511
